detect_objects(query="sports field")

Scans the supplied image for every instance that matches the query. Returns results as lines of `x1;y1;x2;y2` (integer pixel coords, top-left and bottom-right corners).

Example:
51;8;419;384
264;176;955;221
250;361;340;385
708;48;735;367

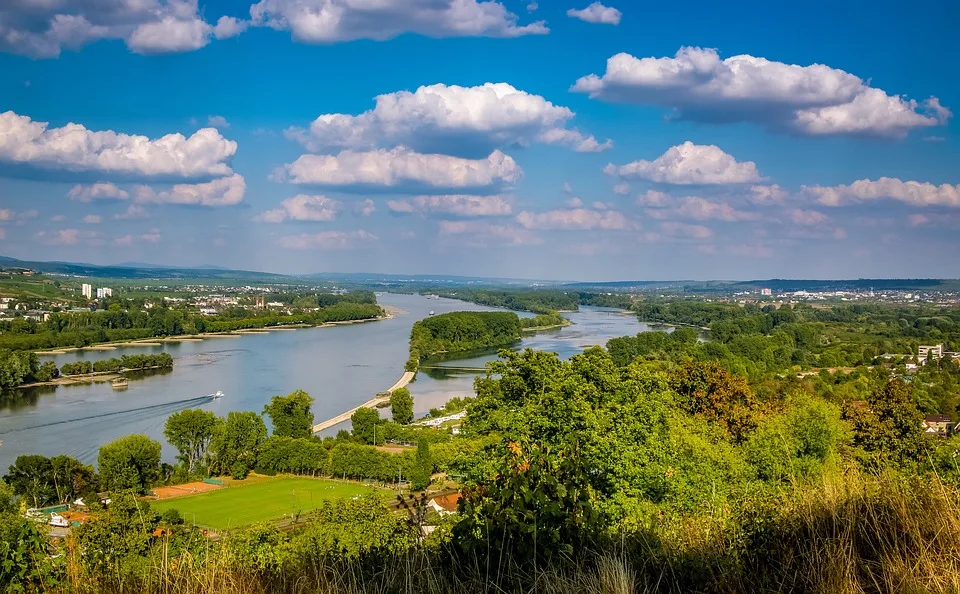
150;475;389;529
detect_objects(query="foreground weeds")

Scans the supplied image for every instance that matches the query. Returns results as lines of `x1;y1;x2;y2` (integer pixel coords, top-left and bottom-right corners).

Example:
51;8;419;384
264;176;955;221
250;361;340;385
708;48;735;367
49;471;960;594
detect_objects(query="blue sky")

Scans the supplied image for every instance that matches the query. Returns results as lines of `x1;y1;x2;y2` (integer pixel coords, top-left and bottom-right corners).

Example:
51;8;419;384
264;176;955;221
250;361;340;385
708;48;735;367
0;0;958;281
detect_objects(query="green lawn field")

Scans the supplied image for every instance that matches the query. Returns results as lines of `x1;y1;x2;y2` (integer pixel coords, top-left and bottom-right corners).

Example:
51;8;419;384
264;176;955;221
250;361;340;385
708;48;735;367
151;476;389;529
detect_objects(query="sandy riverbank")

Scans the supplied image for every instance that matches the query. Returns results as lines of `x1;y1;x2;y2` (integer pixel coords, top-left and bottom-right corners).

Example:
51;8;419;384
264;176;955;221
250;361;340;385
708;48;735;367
521;320;574;332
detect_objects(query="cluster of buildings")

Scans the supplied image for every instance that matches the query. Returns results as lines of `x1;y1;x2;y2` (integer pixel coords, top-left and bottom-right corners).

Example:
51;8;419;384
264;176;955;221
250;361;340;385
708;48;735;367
879;344;960;371
923;415;960;437
80;284;112;299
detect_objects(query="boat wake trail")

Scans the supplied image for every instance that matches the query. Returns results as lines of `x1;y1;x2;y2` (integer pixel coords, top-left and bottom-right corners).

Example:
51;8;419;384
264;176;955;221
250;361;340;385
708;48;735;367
0;395;213;435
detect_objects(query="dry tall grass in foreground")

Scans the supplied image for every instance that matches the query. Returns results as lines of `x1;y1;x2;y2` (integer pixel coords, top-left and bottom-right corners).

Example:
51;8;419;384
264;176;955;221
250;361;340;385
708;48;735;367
58;470;960;594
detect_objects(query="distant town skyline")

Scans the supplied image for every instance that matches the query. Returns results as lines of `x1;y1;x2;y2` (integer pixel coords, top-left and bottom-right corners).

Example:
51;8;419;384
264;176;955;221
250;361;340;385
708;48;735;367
1;0;958;281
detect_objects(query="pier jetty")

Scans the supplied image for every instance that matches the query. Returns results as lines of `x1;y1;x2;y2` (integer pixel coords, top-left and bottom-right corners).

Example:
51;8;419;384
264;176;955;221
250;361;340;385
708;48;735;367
311;371;416;433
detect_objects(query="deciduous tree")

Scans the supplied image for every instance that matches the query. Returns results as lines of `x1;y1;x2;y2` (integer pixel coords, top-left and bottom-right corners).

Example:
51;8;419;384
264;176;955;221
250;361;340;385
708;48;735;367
98;435;162;493
210;411;267;476
263;390;315;438
164;409;221;474
390;388;414;425
351;407;385;445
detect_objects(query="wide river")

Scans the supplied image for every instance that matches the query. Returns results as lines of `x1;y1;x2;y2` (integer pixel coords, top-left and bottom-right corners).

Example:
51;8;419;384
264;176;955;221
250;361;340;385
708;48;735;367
0;293;663;469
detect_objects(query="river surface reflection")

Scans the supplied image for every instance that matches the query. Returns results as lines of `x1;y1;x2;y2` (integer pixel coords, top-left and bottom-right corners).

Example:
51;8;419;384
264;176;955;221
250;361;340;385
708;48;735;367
0;294;661;468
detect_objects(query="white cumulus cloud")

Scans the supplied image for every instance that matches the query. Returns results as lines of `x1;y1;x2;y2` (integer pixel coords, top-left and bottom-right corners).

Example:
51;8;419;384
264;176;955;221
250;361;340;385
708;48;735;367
255;194;341;223
644;195;761;222
0;110;237;178
0;0;242;58
134;174;246;206
249;0;547;44
605;141;761;185
387;195;512;217
37;228;101;245
567;3;621;25
516;207;634;230
67;183;129;202
113;205;150;220
207;115;230;128
289;83;609;157
660;221;713;239
82;214;102;224
213;16;249;39
673;197;761;221
748;184;788;205
279;148;521;193
438;220;541;246
355;199;376;217
573;47;950;138
789;208;830;226
803;177;960;208
278;230;377;250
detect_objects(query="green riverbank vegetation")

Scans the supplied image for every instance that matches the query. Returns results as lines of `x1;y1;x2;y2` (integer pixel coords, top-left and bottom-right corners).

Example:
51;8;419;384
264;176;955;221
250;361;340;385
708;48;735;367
4;300;960;593
58;353;174;376
429;288;633;313
0;291;381;389
0;292;382;352
520;311;570;330
406;311;522;371
0;351;174;389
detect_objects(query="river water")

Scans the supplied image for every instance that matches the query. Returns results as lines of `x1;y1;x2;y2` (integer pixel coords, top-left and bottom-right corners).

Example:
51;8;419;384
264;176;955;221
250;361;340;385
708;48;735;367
0;294;660;469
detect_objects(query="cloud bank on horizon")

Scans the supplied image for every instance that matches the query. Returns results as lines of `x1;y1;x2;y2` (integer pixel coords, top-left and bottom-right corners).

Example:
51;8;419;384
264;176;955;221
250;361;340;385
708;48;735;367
0;0;957;280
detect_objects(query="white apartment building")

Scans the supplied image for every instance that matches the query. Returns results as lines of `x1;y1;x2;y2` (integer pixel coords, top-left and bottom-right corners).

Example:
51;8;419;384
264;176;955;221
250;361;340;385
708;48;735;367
96;287;113;299
81;284;92;299
919;344;944;361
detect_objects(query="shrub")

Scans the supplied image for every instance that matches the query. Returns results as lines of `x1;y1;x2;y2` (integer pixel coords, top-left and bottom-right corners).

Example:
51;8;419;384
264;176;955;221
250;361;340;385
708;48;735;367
231;461;249;480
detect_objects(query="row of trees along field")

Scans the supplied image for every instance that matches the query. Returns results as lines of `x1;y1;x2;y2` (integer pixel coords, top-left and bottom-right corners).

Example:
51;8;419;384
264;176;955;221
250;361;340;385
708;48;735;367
0;351;173;388
1;387;451;512
406;311;522;371
5;304;960;592
0;292;382;351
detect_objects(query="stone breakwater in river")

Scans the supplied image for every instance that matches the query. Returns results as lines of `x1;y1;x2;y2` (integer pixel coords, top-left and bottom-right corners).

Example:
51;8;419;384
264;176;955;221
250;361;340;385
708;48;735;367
311;370;416;433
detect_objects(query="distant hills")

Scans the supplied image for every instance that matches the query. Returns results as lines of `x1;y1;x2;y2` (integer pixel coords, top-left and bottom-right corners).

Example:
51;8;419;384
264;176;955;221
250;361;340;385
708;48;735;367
0;256;282;281
1;255;957;292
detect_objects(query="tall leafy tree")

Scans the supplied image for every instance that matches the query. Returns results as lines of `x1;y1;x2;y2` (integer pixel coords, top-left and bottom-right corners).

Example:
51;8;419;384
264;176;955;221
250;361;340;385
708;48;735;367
164;409;221;474
846;379;924;465
5;455;54;508
211;411;267;475
670;361;762;443
409;439;432;490
351;407;385;445
0;480;15;514
98;435;162;493
263;390;315;438
49;455;96;504
390;388;414;425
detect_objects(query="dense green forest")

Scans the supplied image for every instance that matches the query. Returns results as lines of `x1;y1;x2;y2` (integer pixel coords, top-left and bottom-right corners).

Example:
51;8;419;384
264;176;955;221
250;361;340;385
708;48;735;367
431;288;633;313
5;301;960;593
406;311;522;371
